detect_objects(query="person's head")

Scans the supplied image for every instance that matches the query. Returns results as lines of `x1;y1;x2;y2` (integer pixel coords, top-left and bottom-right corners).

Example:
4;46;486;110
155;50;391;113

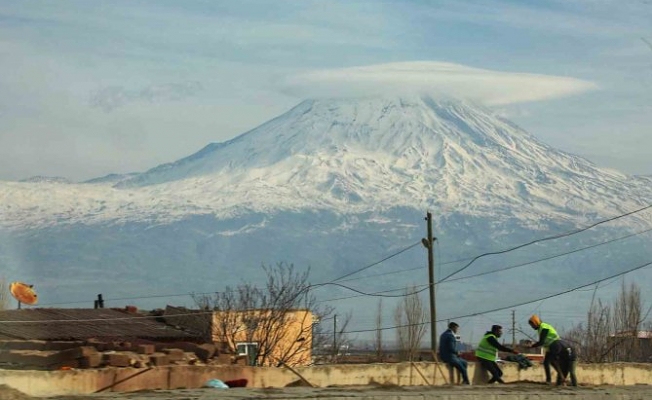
491;325;503;338
528;314;541;330
448;322;459;333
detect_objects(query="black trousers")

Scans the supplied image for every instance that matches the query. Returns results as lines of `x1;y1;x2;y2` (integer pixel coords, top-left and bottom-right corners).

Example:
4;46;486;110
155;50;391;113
479;358;504;383
556;346;578;386
543;340;563;382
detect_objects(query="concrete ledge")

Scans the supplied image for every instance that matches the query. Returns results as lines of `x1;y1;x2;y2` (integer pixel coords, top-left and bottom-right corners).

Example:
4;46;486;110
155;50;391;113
0;362;651;397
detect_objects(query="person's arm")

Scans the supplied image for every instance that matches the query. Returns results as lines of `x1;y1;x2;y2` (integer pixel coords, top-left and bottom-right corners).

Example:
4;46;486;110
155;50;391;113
487;336;518;354
530;328;549;348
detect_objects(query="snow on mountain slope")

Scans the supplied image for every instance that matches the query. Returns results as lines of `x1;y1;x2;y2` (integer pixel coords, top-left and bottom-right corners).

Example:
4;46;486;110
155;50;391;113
1;95;649;229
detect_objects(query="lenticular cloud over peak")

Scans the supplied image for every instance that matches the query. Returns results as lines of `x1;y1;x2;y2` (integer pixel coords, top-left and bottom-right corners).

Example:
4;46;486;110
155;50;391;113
282;61;597;106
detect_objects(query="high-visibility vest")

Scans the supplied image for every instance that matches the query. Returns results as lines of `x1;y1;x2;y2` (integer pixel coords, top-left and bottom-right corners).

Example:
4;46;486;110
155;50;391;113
538;322;560;348
475;333;498;361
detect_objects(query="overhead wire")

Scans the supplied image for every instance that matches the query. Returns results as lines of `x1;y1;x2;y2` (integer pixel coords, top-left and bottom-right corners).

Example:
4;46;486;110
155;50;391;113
39;240;424;307
316;226;652;303
329;241;422;282
439;203;652;283
330;215;652;287
443;226;652;284
7;259;651;326
314;259;652;335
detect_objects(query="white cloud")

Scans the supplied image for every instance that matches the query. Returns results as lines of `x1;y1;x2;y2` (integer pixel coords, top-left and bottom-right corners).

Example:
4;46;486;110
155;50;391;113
282;61;598;106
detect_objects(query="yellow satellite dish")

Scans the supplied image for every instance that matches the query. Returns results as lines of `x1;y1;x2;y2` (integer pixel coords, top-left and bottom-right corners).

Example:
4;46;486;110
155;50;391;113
10;282;38;306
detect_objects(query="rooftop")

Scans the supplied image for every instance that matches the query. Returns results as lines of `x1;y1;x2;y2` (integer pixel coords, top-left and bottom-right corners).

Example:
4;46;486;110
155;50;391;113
0;308;201;341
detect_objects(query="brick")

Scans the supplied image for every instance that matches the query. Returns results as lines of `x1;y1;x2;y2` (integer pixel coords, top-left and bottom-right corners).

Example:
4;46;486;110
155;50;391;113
103;353;131;367
148;354;169;366
137;344;155;355
58;346;99;360
163;348;184;362
194;343;216;361
79;353;103;368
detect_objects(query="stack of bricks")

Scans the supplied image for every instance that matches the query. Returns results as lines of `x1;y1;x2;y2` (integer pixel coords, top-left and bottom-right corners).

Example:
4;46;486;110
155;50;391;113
0;340;222;370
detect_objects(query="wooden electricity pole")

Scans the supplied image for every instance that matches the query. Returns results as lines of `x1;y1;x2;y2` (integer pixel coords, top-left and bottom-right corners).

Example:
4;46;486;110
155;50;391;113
512;310;516;347
333;314;337;362
425;211;437;354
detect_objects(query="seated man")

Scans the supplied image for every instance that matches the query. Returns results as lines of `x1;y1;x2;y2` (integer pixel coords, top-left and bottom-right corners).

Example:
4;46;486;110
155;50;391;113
438;322;470;384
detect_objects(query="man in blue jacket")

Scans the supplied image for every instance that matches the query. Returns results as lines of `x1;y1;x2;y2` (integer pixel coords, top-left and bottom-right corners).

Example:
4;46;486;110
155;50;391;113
439;322;470;384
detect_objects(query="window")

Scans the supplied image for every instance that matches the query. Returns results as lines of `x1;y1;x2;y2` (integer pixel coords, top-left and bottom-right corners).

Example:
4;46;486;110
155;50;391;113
236;342;259;366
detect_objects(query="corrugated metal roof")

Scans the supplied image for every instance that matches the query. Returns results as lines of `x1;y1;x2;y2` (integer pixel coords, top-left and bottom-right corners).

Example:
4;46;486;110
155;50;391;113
0;308;200;341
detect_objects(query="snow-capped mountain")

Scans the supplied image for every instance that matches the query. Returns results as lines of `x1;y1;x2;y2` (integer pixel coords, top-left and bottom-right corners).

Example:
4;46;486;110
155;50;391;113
1;96;649;230
1;95;650;327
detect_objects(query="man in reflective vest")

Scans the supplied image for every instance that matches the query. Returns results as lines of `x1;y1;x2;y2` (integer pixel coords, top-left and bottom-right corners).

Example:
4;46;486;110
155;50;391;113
528;314;562;384
475;325;519;384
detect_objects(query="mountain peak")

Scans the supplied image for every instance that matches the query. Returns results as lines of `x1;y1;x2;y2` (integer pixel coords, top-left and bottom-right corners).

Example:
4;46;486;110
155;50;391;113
1;95;648;230
118;95;531;188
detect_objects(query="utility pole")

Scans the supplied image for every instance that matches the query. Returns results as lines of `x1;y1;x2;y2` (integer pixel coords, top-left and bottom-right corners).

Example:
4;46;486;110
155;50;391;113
333;314;337;362
512;310;516;348
424;211;437;354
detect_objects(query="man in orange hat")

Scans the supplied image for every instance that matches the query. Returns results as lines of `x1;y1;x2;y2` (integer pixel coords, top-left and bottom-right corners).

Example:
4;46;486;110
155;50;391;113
528;314;562;385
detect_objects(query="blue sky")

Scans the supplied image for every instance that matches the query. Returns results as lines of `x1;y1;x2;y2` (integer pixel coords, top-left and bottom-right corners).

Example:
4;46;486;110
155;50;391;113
0;0;651;181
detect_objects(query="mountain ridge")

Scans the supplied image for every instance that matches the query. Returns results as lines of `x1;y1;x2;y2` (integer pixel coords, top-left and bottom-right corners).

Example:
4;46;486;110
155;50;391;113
1;95;649;231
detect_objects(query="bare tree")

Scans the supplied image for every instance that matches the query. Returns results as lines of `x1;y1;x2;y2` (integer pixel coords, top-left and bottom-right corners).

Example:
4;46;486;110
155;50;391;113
374;299;383;362
393;287;427;362
564;282;649;363
611;282;642;361
194;262;330;366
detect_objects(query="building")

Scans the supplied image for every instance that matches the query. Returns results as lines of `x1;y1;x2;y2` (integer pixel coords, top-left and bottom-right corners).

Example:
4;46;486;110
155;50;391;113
212;308;314;367
608;331;652;362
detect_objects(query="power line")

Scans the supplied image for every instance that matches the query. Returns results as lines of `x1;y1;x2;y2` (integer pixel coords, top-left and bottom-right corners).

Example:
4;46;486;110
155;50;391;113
330;213;652;287
440;203;652;283
11;260;651;327
320;260;652;335
41;291;218;306
317;227;652;303
39;241;424;307
330;241;421;282
318;284;430;303
443;227;652;284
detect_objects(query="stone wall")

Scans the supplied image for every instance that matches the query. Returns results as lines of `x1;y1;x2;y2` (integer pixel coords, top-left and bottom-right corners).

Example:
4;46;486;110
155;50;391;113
0;361;651;397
